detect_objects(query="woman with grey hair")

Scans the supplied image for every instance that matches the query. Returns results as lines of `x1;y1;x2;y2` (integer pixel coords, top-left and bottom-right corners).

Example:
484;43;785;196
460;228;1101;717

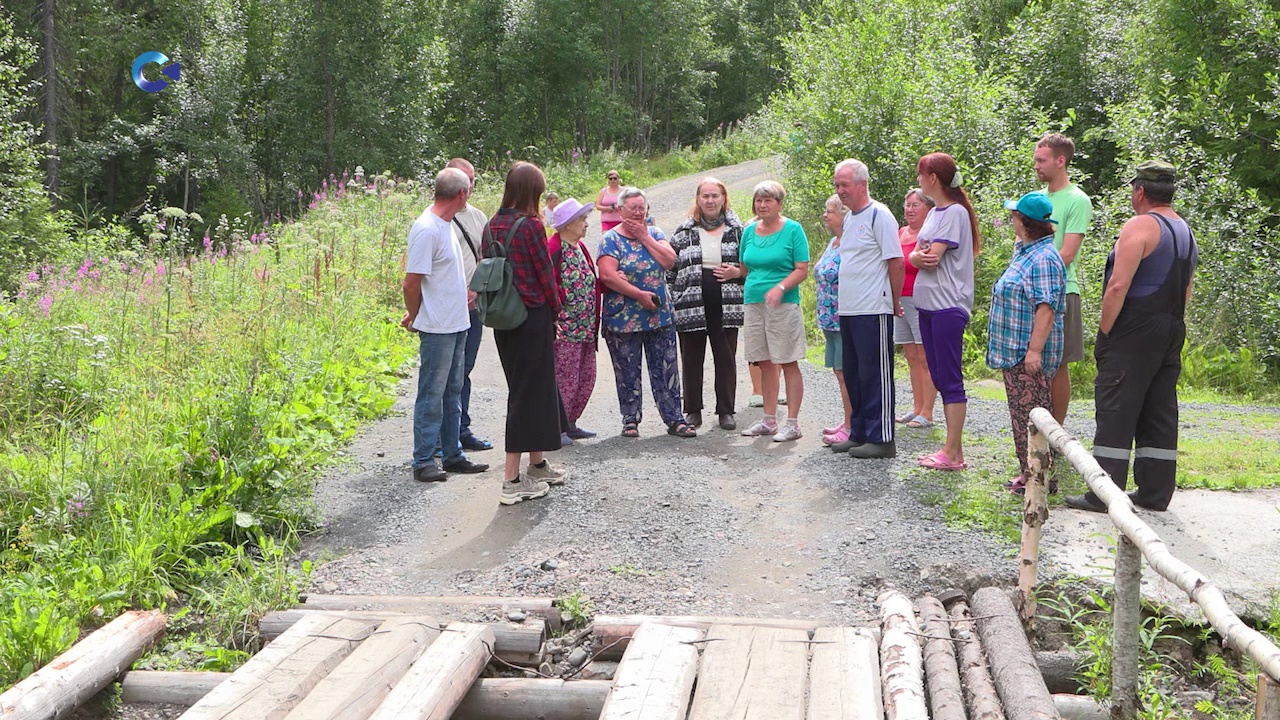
815;194;854;445
739;180;810;442
597;187;694;438
897;188;938;429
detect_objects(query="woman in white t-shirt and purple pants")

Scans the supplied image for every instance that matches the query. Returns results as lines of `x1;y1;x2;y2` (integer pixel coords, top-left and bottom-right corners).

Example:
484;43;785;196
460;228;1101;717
910;153;981;471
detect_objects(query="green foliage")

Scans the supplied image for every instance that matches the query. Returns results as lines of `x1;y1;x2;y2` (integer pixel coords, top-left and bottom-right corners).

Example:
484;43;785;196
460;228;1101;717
0;180;417;689
557;591;594;628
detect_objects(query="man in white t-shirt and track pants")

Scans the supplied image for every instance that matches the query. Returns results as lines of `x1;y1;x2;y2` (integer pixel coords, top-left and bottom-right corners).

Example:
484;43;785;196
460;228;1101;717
402;168;490;482
829;159;906;459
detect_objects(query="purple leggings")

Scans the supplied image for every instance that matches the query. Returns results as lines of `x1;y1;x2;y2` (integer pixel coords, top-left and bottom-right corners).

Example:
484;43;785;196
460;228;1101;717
918;307;968;405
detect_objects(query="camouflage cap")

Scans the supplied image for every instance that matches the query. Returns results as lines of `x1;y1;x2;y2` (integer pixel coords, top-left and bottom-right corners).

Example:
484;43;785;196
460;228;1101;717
1129;160;1177;184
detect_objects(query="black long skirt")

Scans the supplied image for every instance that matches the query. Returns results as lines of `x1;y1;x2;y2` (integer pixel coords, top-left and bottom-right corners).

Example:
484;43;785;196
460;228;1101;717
493;304;564;453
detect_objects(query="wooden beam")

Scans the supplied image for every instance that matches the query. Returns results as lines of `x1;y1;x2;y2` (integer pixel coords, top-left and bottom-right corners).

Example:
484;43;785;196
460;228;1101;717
808;627;882;720
368;622;494;720
1053;694;1109;720
179;614;378;720
301;595;561;631
946;596;1006;720
971;587;1058;720
1019;422;1051;625
0;610;166;720
454;679;609;720
592;614;865;661
1030;407;1280;682
599;622;703;720
918;596;965;720
282;616;440;720
878;591;928;720
121;672;229;706
687;625;808;720
258;610;543;661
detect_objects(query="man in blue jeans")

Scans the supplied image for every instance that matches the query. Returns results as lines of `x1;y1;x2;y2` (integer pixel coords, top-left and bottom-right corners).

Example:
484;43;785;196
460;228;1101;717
444;157;494;452
402;167;489;482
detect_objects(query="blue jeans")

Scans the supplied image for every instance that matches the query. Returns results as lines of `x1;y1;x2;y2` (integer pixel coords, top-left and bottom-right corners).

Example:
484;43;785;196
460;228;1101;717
413;330;467;469
460;309;483;439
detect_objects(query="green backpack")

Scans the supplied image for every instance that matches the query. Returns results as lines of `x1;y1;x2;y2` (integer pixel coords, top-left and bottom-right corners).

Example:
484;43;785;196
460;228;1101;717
469;216;529;330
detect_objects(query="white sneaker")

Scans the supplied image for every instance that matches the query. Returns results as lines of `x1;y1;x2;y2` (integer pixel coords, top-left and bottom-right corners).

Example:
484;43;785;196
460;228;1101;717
741;419;778;437
500;475;551;505
526;460;568;486
773;424;802;442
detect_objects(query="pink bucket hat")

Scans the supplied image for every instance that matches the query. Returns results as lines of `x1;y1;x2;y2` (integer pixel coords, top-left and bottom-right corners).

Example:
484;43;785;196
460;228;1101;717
551;198;595;229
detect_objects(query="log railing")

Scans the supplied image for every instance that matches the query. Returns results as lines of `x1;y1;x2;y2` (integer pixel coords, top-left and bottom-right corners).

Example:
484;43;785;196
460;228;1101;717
1018;407;1280;720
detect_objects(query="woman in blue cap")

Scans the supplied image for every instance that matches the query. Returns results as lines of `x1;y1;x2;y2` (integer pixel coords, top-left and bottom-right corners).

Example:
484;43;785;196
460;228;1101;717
987;192;1067;494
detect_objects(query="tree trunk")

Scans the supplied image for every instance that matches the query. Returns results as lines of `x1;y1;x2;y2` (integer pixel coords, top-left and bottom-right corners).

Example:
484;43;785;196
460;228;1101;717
42;0;58;198
1110;536;1142;720
917;596;967;720
878;591;929;720
971;587;1059;720
945;596;1006;720
1019;422;1051;625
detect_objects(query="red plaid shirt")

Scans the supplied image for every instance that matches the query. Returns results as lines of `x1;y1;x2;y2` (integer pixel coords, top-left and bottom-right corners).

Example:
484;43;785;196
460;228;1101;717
484;209;562;314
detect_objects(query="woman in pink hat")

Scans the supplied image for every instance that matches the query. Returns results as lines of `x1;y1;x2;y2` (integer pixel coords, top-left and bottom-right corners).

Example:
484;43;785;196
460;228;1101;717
548;198;601;443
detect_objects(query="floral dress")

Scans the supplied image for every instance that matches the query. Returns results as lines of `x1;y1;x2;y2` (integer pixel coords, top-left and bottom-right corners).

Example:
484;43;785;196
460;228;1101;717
556;240;599;342
814;237;842;333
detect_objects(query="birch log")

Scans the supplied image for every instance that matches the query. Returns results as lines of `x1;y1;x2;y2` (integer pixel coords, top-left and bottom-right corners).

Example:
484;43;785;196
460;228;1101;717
1030;408;1280;683
1018;423;1051;625
945;596;1005;720
1110;536;1142;720
971;587;1058;720
0;610;167;720
917;596;967;720
878;591;929;720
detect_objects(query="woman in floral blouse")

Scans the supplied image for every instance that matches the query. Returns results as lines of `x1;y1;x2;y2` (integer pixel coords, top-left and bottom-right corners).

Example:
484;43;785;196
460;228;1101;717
549;198;600;444
597;187;694;438
814;194;854;445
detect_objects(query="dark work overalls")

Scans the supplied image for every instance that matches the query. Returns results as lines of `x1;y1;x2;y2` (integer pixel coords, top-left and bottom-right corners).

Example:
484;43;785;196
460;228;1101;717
1087;212;1198;511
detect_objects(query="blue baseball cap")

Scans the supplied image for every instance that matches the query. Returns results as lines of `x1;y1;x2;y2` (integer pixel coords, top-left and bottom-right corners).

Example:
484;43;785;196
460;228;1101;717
1002;192;1058;224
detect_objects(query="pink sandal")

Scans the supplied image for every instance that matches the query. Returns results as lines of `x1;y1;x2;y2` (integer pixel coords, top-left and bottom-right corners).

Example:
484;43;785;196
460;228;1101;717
822;427;850;445
918;450;967;471
822;421;846;435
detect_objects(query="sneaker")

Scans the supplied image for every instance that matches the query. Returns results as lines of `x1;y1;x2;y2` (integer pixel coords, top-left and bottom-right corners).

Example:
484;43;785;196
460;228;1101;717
443;458;489;474
773;424;802;442
413;464;447;482
499;475;550;505
741;419;778;437
527;460;568;486
566;426;597;440
460;435;493;452
718;414;737;430
560;432;575;447
748;394;764;408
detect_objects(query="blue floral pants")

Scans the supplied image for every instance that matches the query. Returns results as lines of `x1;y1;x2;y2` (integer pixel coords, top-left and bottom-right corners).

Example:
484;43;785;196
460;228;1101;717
603;327;683;427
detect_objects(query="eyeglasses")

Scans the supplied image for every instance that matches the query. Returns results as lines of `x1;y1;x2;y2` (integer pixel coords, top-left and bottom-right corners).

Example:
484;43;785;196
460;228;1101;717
608;175;619;180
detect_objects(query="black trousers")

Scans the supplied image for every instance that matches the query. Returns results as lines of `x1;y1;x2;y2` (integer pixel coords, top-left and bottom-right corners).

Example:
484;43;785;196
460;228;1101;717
1089;320;1185;510
494;304;564;453
678;269;738;416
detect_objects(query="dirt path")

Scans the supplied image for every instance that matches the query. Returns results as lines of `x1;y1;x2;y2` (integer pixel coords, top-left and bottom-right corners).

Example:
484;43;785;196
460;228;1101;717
304;158;1279;624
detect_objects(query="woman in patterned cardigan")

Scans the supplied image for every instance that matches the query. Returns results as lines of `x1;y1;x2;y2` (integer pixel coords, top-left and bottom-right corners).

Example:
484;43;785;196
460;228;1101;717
667;178;746;431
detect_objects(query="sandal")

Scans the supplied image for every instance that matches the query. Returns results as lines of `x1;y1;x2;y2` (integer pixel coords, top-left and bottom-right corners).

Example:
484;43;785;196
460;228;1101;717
667;421;697;438
895;413;915;424
905;415;935;429
918;450;967;471
621;422;640;438
1005;475;1026;495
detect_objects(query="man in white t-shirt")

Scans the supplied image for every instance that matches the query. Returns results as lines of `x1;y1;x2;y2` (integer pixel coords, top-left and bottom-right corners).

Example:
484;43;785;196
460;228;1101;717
444;157;493;452
829;159;905;459
402;167;489;482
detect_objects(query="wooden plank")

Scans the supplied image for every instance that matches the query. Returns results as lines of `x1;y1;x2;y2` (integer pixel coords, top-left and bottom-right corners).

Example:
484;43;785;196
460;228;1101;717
258;610;544;661
808;627;882;720
453;679;610;720
687;625;808;720
0;610;167;720
367;622;493;720
301;595;562;633
121;672;229;705
598;622;703;720
593;615;867;661
282;616;440;720
179;614;378;720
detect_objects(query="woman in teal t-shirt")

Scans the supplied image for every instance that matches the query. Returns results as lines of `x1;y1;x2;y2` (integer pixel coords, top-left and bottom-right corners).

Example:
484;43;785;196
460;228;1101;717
739;180;810;442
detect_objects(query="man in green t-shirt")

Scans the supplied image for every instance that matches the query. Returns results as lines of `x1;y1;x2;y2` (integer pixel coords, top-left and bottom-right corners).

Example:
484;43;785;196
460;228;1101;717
1034;133;1093;424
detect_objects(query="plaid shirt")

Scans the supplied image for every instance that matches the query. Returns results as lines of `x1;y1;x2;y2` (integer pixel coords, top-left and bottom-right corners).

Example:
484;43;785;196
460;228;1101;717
986;235;1066;375
484;209;562;314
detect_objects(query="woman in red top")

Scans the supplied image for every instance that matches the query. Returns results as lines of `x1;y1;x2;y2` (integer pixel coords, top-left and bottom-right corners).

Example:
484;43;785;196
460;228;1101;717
484;161;568;505
894;188;937;428
596;171;623;233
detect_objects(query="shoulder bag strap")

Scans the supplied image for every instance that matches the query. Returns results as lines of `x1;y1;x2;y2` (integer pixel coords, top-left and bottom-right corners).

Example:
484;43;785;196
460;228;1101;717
453;217;478;261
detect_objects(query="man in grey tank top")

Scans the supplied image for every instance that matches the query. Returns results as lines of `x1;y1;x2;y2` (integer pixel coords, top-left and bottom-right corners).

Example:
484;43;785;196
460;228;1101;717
1065;161;1198;513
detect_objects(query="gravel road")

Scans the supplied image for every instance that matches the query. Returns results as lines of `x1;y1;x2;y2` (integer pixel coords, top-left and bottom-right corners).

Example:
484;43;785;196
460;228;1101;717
301;157;1019;624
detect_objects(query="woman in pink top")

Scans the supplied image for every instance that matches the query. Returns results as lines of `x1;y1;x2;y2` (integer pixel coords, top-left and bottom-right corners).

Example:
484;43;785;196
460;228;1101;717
596;170;623;233
895;188;937;429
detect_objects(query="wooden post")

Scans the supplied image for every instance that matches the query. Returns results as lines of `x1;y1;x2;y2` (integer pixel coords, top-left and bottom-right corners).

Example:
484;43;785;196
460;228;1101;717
1018;422;1051;626
1258;674;1280;720
1110;536;1142;720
